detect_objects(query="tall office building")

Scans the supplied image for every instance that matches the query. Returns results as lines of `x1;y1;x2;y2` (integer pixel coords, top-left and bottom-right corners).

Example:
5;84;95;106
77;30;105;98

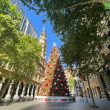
10;0;38;38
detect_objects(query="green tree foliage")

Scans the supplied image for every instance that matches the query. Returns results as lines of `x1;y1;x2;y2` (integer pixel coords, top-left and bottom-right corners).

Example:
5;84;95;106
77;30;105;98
0;0;21;26
68;76;75;90
12;35;41;81
20;0;109;76
104;2;110;9
0;0;41;81
0;14;21;64
0;0;21;65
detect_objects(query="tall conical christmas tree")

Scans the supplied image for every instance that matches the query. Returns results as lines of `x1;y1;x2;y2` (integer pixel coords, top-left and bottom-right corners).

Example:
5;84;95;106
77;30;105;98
38;46;70;96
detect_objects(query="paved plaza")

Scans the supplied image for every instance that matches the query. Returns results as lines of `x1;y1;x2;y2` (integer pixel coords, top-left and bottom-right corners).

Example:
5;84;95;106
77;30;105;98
0;97;110;110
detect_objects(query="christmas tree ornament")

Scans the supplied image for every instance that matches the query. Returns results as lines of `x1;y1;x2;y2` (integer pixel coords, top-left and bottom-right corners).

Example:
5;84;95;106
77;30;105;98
57;69;60;71
46;84;48;87
54;82;56;85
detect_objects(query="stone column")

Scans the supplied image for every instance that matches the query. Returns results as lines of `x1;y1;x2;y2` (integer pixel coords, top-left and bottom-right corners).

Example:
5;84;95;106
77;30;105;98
0;77;5;92
21;83;26;98
31;85;34;98
35;85;38;96
26;84;30;97
34;85;39;99
13;82;20;101
5;80;14;101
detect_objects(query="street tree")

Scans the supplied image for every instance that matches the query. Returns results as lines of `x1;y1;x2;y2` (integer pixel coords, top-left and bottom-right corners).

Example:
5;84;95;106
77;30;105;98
0;0;21;67
0;0;41;81
0;0;41;99
20;0;110;105
13;35;41;81
20;0;108;69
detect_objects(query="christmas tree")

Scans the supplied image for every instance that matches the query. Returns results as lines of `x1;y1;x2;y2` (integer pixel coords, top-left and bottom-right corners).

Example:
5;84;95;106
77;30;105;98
38;46;70;96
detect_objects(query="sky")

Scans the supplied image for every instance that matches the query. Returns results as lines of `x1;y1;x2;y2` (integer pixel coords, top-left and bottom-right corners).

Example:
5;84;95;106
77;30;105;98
21;3;63;62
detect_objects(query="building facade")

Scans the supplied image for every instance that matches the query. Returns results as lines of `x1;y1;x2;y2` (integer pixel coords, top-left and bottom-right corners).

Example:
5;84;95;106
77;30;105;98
0;0;47;102
35;29;47;96
82;75;102;99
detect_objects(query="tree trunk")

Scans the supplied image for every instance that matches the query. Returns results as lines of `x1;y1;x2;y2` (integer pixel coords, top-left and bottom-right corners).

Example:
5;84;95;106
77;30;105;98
86;75;97;107
83;81;88;103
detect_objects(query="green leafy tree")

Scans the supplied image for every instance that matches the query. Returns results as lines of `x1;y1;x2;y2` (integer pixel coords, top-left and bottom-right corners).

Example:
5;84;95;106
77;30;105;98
0;14;21;65
0;0;41;99
20;0;107;68
13;35;41;81
20;0;110;85
0;0;41;81
20;0;110;104
68;76;75;93
0;0;21;66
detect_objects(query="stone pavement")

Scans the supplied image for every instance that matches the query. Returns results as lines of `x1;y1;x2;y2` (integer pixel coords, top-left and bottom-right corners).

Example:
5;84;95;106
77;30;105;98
0;97;110;110
75;97;110;110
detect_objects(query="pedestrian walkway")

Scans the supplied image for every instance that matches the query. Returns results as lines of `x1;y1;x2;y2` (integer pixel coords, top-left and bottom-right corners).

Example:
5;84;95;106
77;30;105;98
75;97;110;110
95;98;110;108
0;97;110;110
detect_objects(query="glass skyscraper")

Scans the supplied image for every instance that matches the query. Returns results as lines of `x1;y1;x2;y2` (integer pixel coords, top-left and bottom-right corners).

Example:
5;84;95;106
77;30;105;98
10;0;38;38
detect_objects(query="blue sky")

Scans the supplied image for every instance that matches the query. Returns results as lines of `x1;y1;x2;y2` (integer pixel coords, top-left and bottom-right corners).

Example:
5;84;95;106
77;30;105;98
21;4;63;61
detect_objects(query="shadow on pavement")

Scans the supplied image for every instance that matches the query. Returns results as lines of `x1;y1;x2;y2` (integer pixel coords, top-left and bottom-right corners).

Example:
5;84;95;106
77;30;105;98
21;102;73;110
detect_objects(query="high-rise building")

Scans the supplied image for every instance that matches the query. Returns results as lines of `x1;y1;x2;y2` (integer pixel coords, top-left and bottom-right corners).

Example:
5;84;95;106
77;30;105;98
10;0;38;38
